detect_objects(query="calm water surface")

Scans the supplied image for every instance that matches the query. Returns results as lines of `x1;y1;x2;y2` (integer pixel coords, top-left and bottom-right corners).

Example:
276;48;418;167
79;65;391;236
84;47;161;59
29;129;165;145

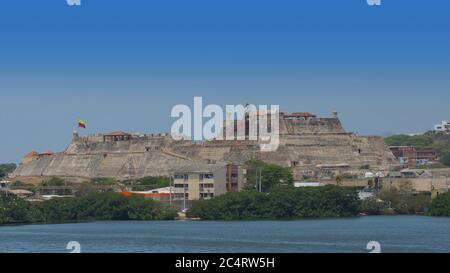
1;216;449;253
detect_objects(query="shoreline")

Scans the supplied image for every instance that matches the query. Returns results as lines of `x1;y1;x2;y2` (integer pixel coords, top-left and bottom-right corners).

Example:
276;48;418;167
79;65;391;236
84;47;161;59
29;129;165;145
2;214;447;228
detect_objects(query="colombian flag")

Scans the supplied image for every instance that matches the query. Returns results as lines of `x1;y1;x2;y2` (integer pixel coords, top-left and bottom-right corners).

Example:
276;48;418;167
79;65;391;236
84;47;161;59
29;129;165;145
78;120;87;129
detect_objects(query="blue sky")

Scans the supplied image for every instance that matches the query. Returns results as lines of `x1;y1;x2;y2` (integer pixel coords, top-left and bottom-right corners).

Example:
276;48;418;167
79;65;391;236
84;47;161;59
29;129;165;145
0;0;449;163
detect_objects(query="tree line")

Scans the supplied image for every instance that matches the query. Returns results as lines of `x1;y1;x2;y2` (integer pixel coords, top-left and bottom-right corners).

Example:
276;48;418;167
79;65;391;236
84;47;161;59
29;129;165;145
0;163;16;179
0;192;178;225
187;185;361;220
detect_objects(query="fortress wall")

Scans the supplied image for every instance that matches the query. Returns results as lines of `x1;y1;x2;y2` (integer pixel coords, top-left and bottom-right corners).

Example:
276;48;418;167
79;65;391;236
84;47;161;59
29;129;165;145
280;118;345;134
13;155;54;177
13;116;398;181
13;133;396;181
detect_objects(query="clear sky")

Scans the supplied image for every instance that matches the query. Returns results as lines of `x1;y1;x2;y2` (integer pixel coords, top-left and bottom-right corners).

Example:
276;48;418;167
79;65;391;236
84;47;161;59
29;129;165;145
0;0;449;163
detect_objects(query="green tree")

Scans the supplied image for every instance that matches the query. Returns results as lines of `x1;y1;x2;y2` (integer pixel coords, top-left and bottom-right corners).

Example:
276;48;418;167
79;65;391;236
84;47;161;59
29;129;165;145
0;195;32;224
244;161;293;192
123;176;171;191
187;185;360;220
428;191;450;216
440;152;450;167
377;181;431;215
384;134;433;147
1;192;178;225
361;198;385;215
42;177;65;186
10;181;36;192
91;177;119;185
0;163;17;179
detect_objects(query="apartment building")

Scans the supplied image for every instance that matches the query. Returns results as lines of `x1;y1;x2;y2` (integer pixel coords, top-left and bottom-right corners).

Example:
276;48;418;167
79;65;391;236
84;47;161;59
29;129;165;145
390;146;438;166
173;162;244;201
435;121;450;133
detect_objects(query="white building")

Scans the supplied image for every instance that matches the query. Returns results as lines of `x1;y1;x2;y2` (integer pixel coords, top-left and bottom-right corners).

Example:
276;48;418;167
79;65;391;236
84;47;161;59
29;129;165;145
357;189;375;200
435;121;450;133
0;180;11;189
294;182;325;187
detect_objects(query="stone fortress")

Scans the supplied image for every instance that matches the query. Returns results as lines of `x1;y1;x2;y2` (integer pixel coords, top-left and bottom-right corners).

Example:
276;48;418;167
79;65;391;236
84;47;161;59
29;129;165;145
12;111;397;182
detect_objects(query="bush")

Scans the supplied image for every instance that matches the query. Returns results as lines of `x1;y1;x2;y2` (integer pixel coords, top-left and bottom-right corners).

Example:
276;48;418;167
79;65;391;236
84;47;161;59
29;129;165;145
359;164;371;170
10;181;37;192
428;191;450;216
244;161;294;192
187;185;360;220
384;134;433;147
440;152;450;167
0;163;17;179
38;193;177;222
378;187;431;215
188;191;270;220
123;176;171;191
361;198;385;215
0;195;33;224
1;193;178;225
91;177;119;186
42;177;65;186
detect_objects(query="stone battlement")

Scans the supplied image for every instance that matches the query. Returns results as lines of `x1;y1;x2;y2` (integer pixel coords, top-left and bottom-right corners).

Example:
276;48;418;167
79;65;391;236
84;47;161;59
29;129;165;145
13;113;397;181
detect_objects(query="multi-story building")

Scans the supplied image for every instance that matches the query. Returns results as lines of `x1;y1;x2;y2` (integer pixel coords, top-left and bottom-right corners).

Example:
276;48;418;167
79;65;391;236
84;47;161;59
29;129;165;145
173;162;244;201
435;121;450;133
390;146;438;166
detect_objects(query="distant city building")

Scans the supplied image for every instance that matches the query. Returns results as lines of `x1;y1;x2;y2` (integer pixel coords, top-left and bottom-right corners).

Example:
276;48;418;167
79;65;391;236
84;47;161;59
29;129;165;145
0;180;11;190
173;162;244;201
435;121;450;133
3;189;33;198
389;146;438;166
357;189;376;200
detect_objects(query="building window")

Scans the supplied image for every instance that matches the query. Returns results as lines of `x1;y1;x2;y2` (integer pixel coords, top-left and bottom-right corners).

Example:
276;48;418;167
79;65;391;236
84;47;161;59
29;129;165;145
174;183;188;190
200;183;214;192
200;193;214;199
174;193;188;199
174;174;184;179
204;173;214;179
